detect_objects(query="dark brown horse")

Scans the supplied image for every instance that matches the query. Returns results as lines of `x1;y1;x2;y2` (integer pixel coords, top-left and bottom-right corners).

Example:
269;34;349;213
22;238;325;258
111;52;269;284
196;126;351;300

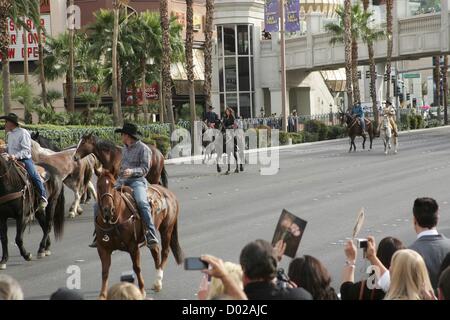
73;134;168;188
0;156;65;270
95;171;183;299
339;112;375;152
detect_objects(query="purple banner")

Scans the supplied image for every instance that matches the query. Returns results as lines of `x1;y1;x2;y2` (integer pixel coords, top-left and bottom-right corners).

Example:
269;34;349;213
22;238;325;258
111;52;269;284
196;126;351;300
285;0;300;33
264;0;279;33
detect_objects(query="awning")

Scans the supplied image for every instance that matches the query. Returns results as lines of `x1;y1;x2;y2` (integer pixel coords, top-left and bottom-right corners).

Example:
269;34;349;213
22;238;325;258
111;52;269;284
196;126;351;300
320;68;346;92
171;48;205;96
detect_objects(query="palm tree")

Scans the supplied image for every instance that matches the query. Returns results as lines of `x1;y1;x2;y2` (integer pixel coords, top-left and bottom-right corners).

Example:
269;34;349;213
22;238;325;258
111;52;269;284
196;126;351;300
362;0;385;126
36;1;48;109
443;55;448;125
67;0;75;113
186;0;196;150
203;0;214;109
0;0;14;114
160;0;175;132
385;0;393;100
111;0;122;125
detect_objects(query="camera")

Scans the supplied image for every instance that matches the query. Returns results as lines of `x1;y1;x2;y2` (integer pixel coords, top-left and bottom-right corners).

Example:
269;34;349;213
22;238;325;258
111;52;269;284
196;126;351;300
276;268;290;289
357;238;368;249
120;271;136;283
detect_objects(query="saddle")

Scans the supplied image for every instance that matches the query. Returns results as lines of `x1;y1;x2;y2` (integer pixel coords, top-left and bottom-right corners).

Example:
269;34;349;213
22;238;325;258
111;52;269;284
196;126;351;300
118;185;168;219
14;161;50;184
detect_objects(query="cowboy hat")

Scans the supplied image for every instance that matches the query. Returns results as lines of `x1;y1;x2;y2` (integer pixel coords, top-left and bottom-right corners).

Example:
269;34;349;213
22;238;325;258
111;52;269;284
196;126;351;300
385;100;392;106
114;123;143;140
0;113;20;126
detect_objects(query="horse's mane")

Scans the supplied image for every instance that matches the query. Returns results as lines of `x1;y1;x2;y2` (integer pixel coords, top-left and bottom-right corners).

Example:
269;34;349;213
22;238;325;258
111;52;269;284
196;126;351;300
0;156;24;191
95;136;120;153
100;170;117;184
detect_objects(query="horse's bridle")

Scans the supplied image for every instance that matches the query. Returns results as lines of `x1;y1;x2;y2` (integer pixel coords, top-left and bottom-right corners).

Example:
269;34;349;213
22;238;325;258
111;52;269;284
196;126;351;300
99;192;119;225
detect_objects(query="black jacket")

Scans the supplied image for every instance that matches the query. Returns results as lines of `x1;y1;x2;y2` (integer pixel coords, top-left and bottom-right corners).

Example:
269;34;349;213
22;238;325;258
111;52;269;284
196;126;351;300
244;281;312;300
223;115;235;129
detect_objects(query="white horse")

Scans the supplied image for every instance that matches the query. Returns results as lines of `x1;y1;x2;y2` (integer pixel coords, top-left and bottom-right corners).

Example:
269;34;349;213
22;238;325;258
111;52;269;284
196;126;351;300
381;115;398;155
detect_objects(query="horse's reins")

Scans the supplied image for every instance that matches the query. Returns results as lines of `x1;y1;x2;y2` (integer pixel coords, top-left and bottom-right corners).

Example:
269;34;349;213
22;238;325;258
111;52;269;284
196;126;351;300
99;192;120;225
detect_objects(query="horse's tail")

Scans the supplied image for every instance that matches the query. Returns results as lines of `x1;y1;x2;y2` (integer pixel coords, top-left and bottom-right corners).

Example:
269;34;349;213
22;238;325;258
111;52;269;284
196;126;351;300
170;219;184;265
53;184;65;240
161;166;168;188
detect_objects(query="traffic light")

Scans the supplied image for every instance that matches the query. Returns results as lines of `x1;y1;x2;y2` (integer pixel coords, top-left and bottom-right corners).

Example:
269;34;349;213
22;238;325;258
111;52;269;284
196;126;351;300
406;93;411;100
366;71;370;79
395;85;401;97
384;74;388;82
358;71;362;80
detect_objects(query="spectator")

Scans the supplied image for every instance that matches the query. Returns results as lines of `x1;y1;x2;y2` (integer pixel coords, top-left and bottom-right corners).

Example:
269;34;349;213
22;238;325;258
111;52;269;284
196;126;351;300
409;198;450;289
197;261;243;300
341;236;405;300
200;255;247;300
288;255;338;300
385;249;434;300
239;239;312;300
107;282;144;300
438;267;450;300
50;287;84;300
0;274;23;300
438;252;450;280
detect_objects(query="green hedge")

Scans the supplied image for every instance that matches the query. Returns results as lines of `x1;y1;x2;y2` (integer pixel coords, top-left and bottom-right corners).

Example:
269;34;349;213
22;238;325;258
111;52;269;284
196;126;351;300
143;134;171;158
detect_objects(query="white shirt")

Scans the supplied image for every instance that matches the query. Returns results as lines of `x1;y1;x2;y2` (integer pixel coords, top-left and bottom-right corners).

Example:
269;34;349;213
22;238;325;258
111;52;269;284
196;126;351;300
417;229;439;239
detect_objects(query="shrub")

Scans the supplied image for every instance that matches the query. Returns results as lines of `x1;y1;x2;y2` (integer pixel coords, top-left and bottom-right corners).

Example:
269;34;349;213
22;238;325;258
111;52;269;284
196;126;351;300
304;119;328;141
426;119;442;128
288;132;303;144
304;132;319;142
279;131;289;145
327;125;346;140
143;134;171;157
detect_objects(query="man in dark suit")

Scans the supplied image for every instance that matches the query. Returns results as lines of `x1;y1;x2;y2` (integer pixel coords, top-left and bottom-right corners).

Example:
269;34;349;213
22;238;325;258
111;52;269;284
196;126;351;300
240;239;312;300
204;105;218;127
409;197;450;289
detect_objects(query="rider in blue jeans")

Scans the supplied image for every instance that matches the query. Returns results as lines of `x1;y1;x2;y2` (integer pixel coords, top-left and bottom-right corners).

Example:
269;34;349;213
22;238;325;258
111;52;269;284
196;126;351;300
351;102;366;133
1;113;48;211
89;123;159;249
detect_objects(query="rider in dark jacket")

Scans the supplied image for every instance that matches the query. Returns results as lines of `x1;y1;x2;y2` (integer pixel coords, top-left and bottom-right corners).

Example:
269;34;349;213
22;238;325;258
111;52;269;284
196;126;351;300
222;107;235;131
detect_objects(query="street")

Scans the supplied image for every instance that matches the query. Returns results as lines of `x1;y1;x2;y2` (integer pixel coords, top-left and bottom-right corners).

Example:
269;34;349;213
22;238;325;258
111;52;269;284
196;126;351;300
3;126;450;299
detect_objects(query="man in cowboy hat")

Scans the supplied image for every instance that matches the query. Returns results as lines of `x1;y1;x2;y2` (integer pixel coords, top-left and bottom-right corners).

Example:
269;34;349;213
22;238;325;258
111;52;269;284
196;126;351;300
90;123;158;248
351;101;366;133
204;104;218;128
383;100;398;137
0;113;48;211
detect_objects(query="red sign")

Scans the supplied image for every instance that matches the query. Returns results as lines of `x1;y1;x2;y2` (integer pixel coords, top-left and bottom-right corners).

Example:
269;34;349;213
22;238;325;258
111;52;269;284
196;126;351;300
41;0;50;13
126;82;160;105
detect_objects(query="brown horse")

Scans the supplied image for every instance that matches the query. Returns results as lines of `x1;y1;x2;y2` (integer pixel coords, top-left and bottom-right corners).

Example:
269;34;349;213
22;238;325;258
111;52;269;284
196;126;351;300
73;133;168;188
95;171;183;299
339;112;375;152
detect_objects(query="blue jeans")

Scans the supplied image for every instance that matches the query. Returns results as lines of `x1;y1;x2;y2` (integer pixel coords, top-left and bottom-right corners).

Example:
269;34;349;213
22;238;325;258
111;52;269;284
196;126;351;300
358;117;366;131
94;178;157;237
20;158;47;199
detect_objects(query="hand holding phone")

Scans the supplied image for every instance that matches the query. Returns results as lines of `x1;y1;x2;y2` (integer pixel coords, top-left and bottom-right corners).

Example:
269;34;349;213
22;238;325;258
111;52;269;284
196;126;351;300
184;257;208;270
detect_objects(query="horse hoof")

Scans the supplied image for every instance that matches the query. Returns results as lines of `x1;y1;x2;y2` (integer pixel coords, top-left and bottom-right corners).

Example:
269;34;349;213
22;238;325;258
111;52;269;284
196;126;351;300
37;252;45;259
68;211;76;219
152;284;162;292
77;207;83;214
45;250;51;256
0;263;6;270
225;171;230;175
234;169;239;173
24;253;33;261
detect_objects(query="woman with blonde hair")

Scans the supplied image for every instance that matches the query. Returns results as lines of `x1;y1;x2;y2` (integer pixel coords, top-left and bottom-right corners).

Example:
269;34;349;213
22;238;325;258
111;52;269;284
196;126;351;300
197;261;244;300
385;249;435;300
107;282;144;300
0;274;24;300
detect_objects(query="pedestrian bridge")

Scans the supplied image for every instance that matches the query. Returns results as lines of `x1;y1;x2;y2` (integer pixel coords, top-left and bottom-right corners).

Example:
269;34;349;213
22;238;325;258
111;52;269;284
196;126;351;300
260;12;450;71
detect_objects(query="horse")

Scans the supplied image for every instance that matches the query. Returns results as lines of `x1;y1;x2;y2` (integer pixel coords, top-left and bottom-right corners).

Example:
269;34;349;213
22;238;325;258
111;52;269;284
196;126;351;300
214;122;244;174
73;133;168;188
95;171;183;299
31;140;98;218
339;112;375;152
31;131;101;205
201;121;218;164
0;156;66;270
381;115;398;155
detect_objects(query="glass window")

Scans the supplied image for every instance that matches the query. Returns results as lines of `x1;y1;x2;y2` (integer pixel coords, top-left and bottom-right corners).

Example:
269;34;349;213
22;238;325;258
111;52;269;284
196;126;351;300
249;25;253;55
220;94;225;115
219;58;224;92
250;57;254;91
217;26;223;57
238;57;250;91
223;26;236;56
225;57;237;92
239;93;251;118
237;25;249;55
226;93;238;113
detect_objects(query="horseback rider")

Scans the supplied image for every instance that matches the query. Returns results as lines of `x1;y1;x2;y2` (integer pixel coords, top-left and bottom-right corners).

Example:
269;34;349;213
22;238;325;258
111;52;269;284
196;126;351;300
90;123;159;249
351;102;366;133
383;100;398;137
204;104;218;128
222;107;236;131
0;113;48;211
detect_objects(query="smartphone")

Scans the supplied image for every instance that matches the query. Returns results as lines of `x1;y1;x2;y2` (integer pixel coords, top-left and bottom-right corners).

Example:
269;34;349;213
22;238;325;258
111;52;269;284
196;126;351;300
120;271;136;283
184;257;208;270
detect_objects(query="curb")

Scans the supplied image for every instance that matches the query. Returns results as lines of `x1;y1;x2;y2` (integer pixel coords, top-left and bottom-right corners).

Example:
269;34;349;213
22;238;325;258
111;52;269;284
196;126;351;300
164;125;450;165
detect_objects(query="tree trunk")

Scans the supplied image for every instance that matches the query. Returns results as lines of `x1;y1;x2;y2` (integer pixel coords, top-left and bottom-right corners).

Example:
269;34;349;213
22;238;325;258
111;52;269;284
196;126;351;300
351;38;360;103
186;0;196;154
203;0;214;108
67;0;75;113
343;0;353;110
0;6;11;114
141;59;148;124
37;5;48;109
132;81;138;121
159;72;164;123
160;0;175;132
111;1;121;126
23;29;32;123
433;56;440;107
443;55;448;125
362;0;378;126
385;0;393;100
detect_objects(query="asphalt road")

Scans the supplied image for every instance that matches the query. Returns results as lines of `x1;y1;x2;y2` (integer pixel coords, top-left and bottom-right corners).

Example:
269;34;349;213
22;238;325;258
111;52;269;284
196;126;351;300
3;126;450;299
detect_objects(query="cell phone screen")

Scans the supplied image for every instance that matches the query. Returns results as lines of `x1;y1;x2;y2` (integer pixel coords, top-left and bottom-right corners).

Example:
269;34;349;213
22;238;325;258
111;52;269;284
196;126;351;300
184;257;208;270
